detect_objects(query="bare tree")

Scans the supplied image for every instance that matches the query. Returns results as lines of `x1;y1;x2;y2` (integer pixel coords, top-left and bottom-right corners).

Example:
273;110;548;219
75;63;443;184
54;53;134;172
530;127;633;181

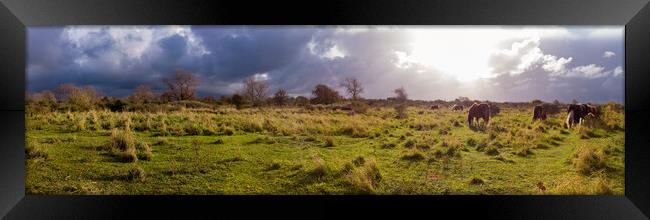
272;88;289;106
340;77;364;100
54;83;80;102
28;90;57;104
129;84;157;104
162;70;199;101
241;76;269;107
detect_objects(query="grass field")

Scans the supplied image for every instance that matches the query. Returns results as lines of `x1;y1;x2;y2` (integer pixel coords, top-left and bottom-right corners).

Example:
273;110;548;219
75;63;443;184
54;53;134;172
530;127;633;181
25;104;625;195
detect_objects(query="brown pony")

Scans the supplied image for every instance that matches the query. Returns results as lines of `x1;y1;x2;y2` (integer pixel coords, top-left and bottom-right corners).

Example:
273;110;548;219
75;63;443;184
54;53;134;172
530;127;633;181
532;105;547;121
430;105;439;110
451;104;464;111
468;103;490;127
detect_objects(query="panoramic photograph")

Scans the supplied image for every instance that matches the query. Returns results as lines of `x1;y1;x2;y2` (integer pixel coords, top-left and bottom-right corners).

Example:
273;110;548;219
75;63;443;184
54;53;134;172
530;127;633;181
25;26;624;195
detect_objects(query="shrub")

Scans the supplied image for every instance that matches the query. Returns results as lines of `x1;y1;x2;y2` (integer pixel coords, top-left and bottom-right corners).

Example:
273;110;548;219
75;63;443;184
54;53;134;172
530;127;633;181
267;160;282;170
485;147;499;156
344;159;382;193
515;147;533;157
403;139;416;148
185;123;204;136
381;141;397;149
572;146;606;175
323;137;336;147
25;143;48;159
352;156;366;166
469;177;484;185
401;149;426;161
223;127;235;136
351;101;370;114
109;128;138;162
136;142;153;161
549;173;613;195
126;166;146;182
109;129;136;151
307;157;331;181
466;138;477;147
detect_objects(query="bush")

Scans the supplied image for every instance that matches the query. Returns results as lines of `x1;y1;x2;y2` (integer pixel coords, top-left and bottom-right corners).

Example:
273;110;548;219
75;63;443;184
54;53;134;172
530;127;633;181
466;138;477;147
572;146;606;175
307;157;331;181
485;147;499;156
323;137;336;147
469;177;484;185
403;139;416;148
109;129;136;151
515;147;533;157
109;129;139;162
223;127;235;136
549;173;613;195
344;159;382;193
136;142;153;161
267;160;282;170
401;149;426;161
126;166;146;182
25;143;48;159
351;101;369;114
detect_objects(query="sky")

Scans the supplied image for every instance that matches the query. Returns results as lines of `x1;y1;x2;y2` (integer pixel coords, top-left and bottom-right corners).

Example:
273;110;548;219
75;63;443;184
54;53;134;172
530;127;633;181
27;26;625;103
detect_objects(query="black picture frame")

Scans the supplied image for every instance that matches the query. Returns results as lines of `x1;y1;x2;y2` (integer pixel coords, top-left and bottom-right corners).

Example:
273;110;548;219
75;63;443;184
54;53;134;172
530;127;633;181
1;0;649;219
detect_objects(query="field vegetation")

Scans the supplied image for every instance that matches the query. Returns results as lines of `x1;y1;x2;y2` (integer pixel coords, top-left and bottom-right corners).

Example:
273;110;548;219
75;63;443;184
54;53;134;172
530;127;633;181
25;71;625;195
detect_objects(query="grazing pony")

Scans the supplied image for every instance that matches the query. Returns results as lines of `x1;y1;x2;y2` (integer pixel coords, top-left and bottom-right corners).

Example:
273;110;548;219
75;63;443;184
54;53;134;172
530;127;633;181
467;103;490;127
430;105;439;110
451;104;464;111
566;104;592;128
532;105;547;121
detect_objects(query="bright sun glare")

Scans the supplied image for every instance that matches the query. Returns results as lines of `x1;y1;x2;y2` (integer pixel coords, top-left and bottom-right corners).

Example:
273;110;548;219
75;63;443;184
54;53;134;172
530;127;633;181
403;27;570;81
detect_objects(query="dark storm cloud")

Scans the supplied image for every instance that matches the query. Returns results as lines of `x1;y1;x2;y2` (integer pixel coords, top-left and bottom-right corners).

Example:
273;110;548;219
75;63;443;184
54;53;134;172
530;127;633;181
26;26;624;103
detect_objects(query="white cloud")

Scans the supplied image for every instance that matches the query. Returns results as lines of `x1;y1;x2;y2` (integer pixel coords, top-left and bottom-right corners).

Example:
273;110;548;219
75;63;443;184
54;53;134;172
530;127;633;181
253;72;269;81
613;66;623;76
541;55;573;73
603;51;616;58
488;37;576;77
588;27;624;39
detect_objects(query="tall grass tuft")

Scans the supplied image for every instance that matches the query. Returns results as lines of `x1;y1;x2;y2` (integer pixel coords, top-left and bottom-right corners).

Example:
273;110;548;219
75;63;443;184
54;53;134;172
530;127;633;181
572;145;606;175
344;159;382;193
109;128;138;162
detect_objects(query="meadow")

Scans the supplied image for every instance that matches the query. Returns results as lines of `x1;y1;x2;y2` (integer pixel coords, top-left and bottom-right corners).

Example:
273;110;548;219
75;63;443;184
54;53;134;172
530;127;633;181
25;103;625;195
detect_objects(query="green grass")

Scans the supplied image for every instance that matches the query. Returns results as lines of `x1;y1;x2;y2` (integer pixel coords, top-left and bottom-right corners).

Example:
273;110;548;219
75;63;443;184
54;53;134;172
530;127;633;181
25;106;624;195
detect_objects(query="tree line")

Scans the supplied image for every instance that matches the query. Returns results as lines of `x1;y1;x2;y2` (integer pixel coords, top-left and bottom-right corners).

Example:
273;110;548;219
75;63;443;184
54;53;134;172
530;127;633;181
27;69;390;112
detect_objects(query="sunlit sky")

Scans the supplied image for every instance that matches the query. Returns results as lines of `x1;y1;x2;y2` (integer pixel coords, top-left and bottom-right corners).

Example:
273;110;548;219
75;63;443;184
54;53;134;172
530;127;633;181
27;26;624;103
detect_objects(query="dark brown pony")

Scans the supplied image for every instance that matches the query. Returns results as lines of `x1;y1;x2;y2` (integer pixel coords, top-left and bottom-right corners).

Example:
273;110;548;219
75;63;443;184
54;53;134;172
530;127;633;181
430;105;439;110
451;104;464;111
532;105;547;121
468;103;490;127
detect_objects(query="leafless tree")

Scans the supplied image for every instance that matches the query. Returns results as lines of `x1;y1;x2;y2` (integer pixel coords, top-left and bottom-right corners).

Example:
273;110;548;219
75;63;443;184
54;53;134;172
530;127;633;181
129;84;157;103
340;77;364;100
272;88;289;106
28;90;57;104
242;76;269;107
162;70;199;101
